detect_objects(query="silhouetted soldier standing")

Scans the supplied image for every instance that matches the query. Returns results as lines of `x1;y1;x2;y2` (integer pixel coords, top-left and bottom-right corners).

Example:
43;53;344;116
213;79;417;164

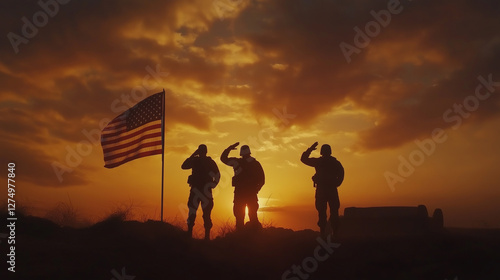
221;142;265;230
301;142;344;237
182;144;220;240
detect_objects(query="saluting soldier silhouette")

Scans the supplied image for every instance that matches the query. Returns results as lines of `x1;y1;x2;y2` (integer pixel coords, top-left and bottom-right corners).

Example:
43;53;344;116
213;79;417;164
221;142;265;230
301;142;344;237
182;144;220;240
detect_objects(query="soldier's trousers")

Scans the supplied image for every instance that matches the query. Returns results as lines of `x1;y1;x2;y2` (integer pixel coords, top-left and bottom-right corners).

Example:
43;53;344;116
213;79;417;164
187;187;214;230
315;186;340;232
233;191;259;228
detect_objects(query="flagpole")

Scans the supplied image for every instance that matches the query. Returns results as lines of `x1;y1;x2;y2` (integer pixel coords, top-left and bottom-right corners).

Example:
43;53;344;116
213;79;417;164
160;88;165;222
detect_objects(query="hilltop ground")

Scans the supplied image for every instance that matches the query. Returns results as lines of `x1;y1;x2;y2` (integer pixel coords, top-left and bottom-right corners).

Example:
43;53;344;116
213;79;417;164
2;213;500;280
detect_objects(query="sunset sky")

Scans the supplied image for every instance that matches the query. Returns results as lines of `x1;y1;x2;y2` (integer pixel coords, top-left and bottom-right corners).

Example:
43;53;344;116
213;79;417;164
1;0;500;231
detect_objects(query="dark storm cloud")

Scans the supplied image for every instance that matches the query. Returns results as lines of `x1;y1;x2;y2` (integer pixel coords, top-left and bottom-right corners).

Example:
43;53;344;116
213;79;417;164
220;0;500;150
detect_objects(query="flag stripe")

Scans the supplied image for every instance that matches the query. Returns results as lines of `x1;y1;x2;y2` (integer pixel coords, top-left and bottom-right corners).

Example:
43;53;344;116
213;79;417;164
104;150;163;168
101;123;127;136
103;133;162;156
102;119;126;131
104;145;162;166
101;121;161;145
104;140;162;161
102;119;127;133
102;130;161;154
101;91;164;168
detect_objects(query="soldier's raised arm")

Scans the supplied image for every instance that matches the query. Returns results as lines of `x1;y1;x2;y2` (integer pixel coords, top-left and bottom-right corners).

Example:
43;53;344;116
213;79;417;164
301;142;319;167
181;148;199;169
220;142;239;166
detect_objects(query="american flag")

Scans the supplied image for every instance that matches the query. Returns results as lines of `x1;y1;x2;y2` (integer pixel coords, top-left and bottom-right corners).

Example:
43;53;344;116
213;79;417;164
101;92;164;168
